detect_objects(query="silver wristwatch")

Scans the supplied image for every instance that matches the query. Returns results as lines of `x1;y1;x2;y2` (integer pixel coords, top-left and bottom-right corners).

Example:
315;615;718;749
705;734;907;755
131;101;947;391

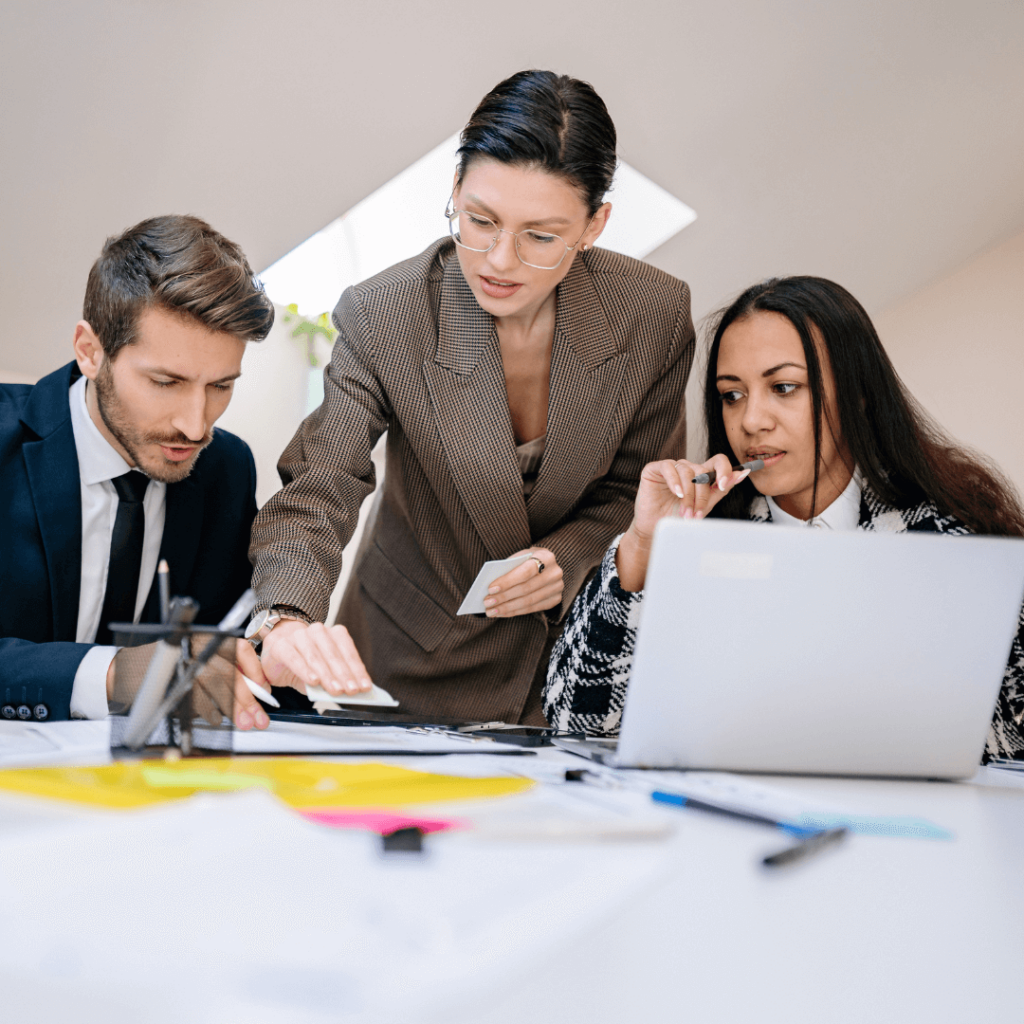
244;607;305;649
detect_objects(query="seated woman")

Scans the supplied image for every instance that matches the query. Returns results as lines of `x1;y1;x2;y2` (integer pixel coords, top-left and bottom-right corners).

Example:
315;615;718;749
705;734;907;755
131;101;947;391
543;276;1024;762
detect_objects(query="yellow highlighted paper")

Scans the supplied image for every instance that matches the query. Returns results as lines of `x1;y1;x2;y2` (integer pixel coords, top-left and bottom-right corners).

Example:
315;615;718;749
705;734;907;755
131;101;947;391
0;759;532;810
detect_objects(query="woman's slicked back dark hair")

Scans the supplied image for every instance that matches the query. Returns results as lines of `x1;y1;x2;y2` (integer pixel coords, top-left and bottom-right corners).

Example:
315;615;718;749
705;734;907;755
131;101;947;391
456;70;617;214
703;276;1024;537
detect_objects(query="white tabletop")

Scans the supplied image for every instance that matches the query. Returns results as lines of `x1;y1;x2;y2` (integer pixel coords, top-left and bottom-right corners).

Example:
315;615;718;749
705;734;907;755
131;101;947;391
468;768;1024;1024
1;744;1022;1024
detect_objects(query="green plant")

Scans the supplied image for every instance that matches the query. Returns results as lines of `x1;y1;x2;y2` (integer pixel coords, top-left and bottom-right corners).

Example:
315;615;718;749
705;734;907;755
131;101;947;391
282;304;337;367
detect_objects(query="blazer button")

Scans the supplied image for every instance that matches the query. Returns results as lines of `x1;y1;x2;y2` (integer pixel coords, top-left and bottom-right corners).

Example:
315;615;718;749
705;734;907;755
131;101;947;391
16;704;32;720
33;704;50;721
1;704;15;720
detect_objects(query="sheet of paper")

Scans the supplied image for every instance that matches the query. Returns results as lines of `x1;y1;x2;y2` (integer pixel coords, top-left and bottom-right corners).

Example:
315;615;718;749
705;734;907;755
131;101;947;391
576;763;954;840
224;719;521;756
304;681;399;706
0;720;112;768
456;554;533;614
0;754;532;810
300;809;462;834
0;789;677;1023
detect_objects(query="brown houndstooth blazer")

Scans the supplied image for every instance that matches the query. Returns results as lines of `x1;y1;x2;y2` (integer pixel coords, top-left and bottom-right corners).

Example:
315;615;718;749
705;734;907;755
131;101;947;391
250;237;694;723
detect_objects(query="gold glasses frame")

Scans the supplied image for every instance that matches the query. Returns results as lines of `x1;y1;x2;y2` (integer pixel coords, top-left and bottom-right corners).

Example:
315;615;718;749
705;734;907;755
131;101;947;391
445;194;596;271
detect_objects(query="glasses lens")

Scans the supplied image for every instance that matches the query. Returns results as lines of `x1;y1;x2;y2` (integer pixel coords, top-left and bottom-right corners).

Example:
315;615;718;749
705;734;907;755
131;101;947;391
449;211;498;252
516;230;569;270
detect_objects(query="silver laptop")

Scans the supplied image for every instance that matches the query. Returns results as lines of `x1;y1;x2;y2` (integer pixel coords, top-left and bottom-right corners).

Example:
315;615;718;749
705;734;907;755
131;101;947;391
614;518;1024;778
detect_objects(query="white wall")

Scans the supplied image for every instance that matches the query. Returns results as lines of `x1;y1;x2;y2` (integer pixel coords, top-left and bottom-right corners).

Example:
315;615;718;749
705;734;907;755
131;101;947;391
873;229;1024;497
0;369;39;385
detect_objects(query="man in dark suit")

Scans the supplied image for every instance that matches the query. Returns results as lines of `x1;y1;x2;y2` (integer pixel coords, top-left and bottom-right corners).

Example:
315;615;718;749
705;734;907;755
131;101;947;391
0;214;275;727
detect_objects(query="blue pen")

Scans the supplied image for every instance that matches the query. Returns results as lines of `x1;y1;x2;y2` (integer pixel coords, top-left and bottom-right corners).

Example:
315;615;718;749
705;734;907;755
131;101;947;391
651;789;814;837
651;790;848;868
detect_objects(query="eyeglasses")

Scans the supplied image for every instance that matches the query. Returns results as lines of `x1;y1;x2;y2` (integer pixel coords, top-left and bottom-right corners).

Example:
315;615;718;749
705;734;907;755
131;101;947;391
445;196;594;270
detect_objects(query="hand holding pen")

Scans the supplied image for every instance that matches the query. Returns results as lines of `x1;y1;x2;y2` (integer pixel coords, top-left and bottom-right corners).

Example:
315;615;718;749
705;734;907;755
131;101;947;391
616;454;762;591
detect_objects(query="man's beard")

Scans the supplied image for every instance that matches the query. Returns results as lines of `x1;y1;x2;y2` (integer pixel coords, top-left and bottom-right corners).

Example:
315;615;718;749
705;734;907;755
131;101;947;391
93;362;212;483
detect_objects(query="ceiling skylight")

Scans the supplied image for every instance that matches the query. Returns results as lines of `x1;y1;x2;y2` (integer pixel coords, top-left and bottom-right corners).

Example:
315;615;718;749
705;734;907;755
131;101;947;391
258;133;697;316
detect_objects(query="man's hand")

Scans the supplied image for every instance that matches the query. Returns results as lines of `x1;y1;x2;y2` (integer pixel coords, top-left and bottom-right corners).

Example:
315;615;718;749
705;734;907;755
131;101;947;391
106;638;270;731
484;547;564;618
232;640;272;730
259;620;373;697
616;455;751;592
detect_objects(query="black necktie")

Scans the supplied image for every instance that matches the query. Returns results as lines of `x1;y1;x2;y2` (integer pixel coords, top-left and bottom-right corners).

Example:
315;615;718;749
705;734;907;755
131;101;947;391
95;471;151;645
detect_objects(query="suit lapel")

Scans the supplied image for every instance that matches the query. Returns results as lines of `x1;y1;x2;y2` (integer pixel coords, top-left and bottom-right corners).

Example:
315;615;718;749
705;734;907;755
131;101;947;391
22;421;83;642
422;258;531;560
526;256;628;538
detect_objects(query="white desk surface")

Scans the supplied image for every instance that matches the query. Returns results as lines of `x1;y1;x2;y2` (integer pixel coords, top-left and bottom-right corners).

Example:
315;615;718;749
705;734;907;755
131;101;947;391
0;746;1022;1024
471;766;1024;1024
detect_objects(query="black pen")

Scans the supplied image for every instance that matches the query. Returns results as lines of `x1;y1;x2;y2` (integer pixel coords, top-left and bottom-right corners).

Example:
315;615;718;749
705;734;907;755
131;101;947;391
651;790;849;868
692;459;764;485
762;827;848;869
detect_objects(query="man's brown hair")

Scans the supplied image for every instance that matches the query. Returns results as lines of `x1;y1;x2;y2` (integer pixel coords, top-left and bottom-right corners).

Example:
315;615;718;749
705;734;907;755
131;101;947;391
83;214;275;358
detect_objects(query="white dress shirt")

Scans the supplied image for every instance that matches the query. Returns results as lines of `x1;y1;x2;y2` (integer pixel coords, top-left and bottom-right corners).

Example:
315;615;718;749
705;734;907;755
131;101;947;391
766;468;863;531
68;375;167;718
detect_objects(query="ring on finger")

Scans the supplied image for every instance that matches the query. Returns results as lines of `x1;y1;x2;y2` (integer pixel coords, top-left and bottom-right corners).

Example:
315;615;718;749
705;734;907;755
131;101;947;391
528;555;546;574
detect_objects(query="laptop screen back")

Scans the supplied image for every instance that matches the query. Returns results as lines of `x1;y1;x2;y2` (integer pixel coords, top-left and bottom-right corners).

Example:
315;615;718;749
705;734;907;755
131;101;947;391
616;519;1024;778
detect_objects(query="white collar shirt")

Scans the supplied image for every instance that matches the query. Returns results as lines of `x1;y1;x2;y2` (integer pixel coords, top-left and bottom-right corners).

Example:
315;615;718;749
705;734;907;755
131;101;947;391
67;375;167;717
766;468;863;531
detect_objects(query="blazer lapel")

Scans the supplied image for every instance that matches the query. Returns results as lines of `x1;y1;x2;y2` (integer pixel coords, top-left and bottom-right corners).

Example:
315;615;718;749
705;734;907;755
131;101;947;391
22;421;83;642
526;256;628;538
422;258;532;560
147;474;205;621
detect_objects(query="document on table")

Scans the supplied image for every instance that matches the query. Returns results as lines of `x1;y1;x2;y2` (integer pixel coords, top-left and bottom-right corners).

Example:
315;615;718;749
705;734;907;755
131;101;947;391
305;682;399;707
0;720;112;768
221;719;522;755
457;554;533;614
579;763;954;840
0;789;678;1023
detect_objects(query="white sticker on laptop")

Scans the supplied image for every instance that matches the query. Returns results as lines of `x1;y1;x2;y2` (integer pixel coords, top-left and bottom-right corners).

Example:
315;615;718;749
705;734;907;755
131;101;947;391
699;551;773;580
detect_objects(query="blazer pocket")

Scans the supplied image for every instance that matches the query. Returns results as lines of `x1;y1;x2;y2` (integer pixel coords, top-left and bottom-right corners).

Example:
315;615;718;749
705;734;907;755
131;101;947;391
356;543;455;653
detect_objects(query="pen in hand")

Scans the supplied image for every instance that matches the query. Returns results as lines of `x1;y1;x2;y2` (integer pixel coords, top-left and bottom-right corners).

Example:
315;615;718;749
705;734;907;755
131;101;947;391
692;459;764;486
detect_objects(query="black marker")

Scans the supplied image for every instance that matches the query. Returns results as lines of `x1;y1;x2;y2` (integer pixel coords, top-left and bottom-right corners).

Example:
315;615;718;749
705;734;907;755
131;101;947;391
692;459;765;486
762;826;849;869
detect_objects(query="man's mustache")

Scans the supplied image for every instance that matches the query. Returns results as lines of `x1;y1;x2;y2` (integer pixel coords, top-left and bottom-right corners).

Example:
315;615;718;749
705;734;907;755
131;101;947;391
145;432;213;448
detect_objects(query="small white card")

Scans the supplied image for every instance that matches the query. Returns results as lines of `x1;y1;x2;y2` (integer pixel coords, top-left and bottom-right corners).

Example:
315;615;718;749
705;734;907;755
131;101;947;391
304;682;399;707
457;554;534;615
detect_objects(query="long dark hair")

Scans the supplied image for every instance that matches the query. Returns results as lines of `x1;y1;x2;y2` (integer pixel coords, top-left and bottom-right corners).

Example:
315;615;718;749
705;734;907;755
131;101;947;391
456;70;617;215
704;276;1024;537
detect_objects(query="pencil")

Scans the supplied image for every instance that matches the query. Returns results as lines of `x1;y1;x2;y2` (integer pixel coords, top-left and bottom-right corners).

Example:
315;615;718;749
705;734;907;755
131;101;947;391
157;559;170;624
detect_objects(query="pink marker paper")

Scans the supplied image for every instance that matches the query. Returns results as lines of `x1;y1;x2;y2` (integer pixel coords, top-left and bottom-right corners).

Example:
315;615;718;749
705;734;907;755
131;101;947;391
299;809;463;835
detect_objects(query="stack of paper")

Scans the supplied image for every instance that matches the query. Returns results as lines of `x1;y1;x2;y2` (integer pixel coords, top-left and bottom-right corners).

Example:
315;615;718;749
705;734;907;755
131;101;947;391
0;790;678;1023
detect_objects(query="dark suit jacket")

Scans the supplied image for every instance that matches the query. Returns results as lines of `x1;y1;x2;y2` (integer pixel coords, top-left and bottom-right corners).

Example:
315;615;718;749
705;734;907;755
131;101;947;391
0;362;258;720
250;239;695;723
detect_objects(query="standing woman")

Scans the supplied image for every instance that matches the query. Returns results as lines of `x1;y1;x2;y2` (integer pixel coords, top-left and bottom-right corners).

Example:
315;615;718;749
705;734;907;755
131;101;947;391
248;71;695;723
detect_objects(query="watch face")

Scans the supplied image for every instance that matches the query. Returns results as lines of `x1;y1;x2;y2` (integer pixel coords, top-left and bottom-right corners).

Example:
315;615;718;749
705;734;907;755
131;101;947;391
244;611;269;640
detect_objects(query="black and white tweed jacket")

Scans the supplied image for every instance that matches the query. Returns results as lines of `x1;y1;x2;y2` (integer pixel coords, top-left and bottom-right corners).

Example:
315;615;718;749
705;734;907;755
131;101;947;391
543;486;1024;763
